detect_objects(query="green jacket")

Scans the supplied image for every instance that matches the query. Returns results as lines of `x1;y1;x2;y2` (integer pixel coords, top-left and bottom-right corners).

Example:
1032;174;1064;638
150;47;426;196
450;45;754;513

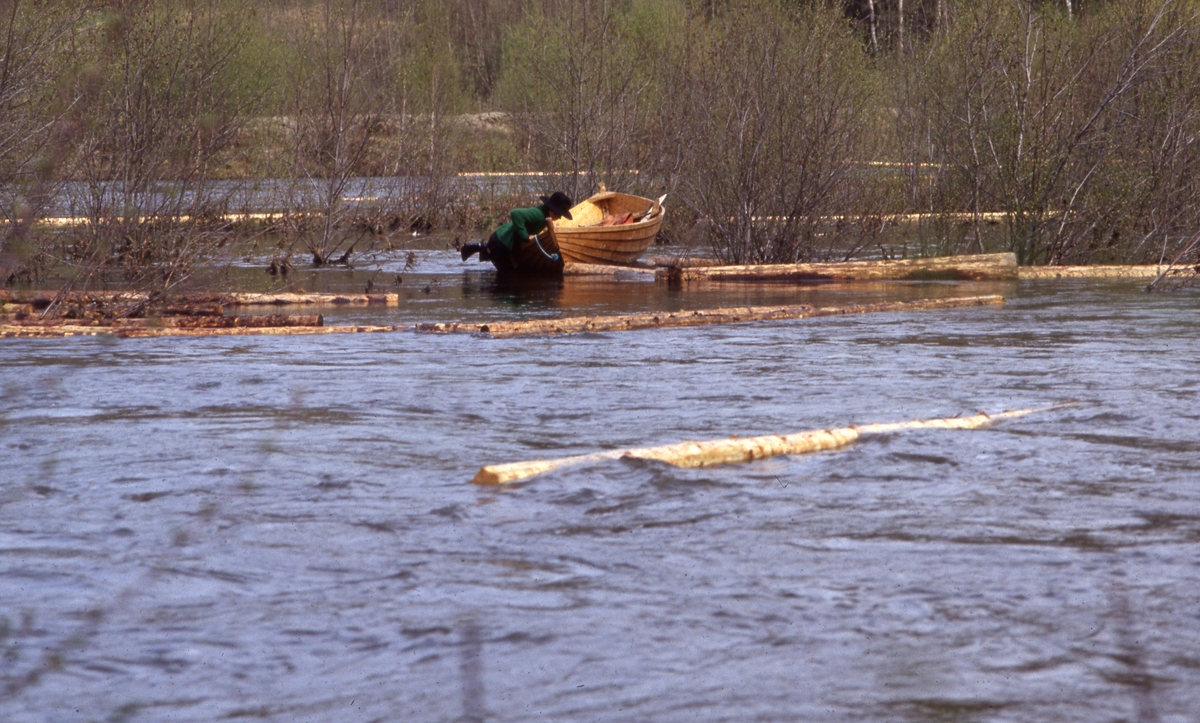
494;204;550;250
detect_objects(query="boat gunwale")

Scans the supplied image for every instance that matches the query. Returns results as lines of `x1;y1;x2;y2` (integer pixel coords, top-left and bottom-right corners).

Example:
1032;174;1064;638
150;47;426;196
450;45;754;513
555;191;663;233
556;218;661;235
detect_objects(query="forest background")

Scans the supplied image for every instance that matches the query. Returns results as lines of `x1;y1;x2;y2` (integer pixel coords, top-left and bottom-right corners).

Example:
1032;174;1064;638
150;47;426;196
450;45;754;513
3;0;1200;295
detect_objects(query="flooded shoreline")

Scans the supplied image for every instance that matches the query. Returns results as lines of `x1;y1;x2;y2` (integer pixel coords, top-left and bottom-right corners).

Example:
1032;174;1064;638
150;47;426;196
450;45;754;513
2;276;1198;722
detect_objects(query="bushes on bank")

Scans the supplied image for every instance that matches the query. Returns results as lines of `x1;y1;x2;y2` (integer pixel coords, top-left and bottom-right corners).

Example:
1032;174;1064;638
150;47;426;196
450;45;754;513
3;0;1200;287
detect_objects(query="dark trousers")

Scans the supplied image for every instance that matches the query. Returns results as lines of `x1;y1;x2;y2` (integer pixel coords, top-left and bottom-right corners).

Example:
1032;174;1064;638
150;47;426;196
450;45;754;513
482;232;515;272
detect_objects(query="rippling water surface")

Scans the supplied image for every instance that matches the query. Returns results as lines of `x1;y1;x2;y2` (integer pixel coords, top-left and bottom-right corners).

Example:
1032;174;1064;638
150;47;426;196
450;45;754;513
2;271;1199;722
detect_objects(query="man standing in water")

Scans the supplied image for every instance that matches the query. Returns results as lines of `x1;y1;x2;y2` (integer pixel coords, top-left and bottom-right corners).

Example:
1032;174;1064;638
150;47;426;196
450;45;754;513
460;191;573;270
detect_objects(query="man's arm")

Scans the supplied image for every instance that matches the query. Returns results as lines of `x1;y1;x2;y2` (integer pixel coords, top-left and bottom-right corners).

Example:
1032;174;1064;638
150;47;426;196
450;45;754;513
509;206;545;241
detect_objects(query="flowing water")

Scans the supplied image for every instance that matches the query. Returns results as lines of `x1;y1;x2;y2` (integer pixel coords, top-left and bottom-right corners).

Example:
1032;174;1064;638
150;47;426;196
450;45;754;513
2;264;1199;722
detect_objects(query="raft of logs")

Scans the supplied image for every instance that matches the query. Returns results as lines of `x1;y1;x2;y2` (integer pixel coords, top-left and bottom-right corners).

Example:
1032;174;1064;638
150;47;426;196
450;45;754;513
1017;264;1198;279
472;407;1054;484
658;252;1019;284
3;252;1194;340
649;254;1197;282
2;295;1003;339
415;295;1004;338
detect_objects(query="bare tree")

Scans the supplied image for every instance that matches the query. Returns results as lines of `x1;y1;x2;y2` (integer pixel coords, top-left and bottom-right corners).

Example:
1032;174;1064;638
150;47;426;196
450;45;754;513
55;0;263;308
0;0;81;285
498;0;657;203
900;0;1200;264
664;2;879;264
278;0;394;266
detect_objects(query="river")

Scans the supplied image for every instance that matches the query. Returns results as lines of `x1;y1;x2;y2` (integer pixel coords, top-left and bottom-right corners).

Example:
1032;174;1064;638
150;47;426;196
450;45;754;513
2;269;1198;722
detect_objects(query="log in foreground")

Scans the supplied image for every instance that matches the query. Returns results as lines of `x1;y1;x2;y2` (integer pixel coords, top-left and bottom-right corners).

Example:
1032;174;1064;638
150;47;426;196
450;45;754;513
417;295;1004;338
472;408;1050;484
659;252;1018;283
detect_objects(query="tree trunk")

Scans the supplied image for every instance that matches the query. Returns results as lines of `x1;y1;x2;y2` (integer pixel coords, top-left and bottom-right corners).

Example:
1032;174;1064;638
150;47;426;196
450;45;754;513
867;0;879;54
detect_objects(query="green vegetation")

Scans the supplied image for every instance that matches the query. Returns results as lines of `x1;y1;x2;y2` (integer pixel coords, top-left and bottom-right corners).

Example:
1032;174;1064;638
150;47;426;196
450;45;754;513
2;0;1199;293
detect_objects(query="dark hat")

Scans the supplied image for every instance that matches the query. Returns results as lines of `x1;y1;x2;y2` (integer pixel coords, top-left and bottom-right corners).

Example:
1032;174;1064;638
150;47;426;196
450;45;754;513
539;191;574;220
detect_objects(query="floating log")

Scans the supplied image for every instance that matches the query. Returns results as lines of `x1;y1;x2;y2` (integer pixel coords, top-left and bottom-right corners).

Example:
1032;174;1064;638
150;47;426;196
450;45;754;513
1;324;113;338
416;295;1005;338
0;290;400;308
0;290;150;309
112;324;401;338
472;408;1049;484
216;292;400;307
1018;264;1198;279
0;303;34;316
647;256;722;268
564;262;656;277
111;314;323;329
659;252;1018;284
3;313;321;329
3;320;400;338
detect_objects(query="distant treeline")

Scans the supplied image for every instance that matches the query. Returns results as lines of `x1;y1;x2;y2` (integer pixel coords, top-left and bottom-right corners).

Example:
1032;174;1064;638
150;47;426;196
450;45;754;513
2;0;1199;290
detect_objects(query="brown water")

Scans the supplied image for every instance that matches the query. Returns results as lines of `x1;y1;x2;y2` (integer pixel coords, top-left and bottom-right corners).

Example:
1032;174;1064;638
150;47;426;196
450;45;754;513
2;265;1199;722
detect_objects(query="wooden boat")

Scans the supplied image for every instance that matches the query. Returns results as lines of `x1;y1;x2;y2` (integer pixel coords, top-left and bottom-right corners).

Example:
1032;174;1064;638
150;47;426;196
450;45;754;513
554;184;666;265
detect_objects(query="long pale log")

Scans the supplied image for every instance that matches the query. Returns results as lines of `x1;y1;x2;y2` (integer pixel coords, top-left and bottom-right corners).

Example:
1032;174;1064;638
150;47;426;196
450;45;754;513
216;292;400;307
647;256;722;268
1018;265;1197;279
1;325;112;338
2;324;402;338
472;408;1047;484
112;324;402;338
659;253;1018;283
111;314;323;329
417;295;1004;338
4;314;322;330
0;291;400;307
564;262;656;277
0;290;150;306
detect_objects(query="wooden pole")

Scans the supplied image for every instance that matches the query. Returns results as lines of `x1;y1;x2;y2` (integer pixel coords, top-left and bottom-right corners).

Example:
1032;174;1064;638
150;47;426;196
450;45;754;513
471;408;1051;484
659;253;1018;284
417;295;1005;338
